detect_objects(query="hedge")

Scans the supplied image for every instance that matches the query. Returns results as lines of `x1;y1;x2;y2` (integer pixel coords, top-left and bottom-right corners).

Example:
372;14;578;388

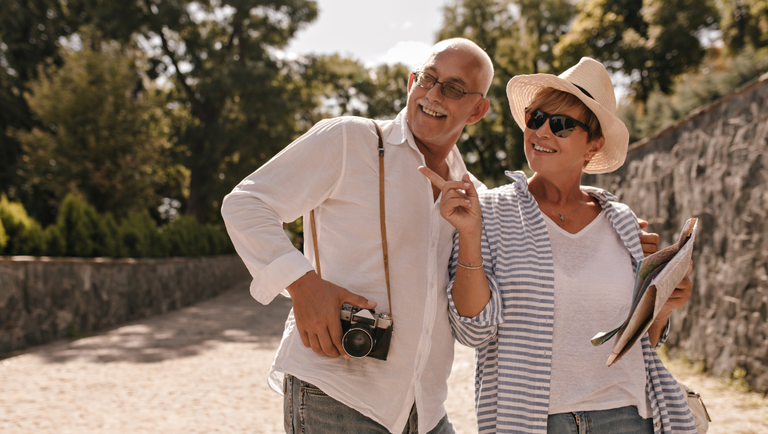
0;194;234;258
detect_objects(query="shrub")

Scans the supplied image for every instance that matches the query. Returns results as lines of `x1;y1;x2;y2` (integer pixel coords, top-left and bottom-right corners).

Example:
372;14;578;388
0;220;7;252
164;215;211;257
0;195;45;255
16;221;46;256
0;193;232;258
56;194;95;257
120;210;169;258
87;209;118;257
205;224;235;256
44;225;66;256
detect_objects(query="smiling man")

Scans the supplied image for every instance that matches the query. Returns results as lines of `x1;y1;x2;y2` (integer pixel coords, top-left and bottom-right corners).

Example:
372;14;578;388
221;38;492;434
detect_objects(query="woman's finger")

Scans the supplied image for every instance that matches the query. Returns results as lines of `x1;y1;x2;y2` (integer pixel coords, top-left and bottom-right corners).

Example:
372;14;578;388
417;166;446;190
443;196;472;210
460;173;479;198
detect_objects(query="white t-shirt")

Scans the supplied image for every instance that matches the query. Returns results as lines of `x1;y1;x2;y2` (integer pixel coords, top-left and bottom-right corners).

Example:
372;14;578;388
544;210;652;418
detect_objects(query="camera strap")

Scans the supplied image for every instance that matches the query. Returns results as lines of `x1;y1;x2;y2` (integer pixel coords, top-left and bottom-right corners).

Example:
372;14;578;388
309;120;393;319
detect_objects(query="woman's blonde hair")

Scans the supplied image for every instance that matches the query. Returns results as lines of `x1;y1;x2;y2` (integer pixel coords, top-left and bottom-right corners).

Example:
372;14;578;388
524;87;603;143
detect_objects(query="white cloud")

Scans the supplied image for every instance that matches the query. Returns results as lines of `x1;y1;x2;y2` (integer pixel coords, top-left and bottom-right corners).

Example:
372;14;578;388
370;41;432;70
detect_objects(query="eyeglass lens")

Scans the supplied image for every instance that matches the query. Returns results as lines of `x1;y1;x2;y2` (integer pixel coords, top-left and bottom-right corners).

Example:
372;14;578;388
415;72;465;100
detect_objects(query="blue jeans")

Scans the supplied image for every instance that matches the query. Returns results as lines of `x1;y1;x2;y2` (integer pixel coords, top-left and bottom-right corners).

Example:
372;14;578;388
547;406;653;434
283;374;455;434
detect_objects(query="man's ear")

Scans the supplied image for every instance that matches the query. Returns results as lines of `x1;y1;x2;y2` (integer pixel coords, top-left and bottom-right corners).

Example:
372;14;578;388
466;98;490;125
407;72;415;93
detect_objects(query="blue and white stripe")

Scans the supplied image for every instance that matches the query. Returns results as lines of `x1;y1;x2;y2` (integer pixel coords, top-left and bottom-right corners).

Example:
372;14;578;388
447;171;697;434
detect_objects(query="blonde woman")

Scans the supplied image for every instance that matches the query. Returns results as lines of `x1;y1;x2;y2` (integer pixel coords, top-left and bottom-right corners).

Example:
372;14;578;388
420;58;697;434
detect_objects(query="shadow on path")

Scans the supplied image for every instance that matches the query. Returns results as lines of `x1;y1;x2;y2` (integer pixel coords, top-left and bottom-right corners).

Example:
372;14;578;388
23;282;293;365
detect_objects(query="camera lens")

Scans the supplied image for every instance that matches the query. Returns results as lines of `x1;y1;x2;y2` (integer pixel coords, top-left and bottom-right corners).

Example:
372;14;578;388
342;327;374;358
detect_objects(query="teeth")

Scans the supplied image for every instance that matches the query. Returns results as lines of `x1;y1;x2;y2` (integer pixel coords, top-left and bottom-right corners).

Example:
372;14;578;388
422;107;445;117
534;144;556;153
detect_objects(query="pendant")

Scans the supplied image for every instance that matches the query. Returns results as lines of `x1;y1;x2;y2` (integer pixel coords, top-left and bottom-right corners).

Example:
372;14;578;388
558;214;565;221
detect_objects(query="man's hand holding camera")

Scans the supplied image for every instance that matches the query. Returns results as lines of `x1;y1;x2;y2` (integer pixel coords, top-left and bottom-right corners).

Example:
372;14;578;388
286;271;377;358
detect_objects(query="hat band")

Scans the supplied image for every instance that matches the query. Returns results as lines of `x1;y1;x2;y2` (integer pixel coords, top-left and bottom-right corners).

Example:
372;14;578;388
572;83;594;100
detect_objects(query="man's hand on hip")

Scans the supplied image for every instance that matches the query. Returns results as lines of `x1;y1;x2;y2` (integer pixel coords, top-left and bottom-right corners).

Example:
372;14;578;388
286;271;377;358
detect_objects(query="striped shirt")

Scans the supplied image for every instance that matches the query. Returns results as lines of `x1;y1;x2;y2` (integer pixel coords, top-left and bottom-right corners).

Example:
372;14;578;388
447;171;697;434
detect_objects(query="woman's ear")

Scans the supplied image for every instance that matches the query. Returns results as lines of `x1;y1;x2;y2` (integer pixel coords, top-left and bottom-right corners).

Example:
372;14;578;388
587;136;605;160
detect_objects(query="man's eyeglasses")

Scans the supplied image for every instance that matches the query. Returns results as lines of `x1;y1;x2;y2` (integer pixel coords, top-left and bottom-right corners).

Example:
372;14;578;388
412;71;484;100
525;110;590;138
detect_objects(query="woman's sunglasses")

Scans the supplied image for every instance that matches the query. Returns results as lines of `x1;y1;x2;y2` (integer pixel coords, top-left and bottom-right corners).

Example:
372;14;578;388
525;110;590;138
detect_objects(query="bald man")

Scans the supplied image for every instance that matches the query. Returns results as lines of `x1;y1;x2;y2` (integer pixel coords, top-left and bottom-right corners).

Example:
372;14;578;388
223;38;493;434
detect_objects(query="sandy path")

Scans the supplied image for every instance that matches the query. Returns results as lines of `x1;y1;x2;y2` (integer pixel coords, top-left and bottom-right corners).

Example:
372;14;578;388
1;282;765;433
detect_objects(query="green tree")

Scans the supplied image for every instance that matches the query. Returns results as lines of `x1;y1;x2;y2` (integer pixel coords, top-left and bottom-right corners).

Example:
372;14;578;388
438;0;574;184
292;54;409;128
0;0;88;219
617;47;768;142
77;0;319;223
555;0;720;103
363;63;411;120
12;38;186;221
718;0;768;52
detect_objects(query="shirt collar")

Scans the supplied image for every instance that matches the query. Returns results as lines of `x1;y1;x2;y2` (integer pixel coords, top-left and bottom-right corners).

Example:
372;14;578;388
383;109;411;147
390;108;470;181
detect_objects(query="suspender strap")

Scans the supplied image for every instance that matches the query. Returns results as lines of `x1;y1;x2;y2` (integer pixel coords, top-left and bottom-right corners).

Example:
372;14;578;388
309;120;393;317
374;122;393;319
310;208;321;277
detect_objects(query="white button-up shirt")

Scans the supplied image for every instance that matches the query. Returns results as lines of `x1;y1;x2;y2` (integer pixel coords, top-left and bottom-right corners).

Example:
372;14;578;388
221;109;481;433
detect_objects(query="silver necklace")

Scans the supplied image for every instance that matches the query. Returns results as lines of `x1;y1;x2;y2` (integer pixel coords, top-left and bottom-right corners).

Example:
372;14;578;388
535;194;585;221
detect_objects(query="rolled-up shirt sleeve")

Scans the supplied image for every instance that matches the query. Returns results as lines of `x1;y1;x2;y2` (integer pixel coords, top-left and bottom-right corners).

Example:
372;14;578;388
221;119;347;304
446;225;503;348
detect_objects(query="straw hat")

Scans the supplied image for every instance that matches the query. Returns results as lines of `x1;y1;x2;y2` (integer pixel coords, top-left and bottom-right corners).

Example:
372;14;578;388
506;57;630;174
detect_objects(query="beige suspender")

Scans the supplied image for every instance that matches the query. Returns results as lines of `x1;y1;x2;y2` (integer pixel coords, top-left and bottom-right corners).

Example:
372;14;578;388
309;120;393;317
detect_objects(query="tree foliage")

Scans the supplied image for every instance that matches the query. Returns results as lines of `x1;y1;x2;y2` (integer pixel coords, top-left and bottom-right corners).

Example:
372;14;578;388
0;0;87;212
292;54;409;128
3;0;767;225
718;0;768;52
11;38;186;222
70;0;320;223
617;47;768;142
0;194;45;255
438;0;574;185
555;0;720;103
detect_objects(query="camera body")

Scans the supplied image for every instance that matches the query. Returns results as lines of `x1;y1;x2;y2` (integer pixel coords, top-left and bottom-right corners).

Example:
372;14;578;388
339;306;393;360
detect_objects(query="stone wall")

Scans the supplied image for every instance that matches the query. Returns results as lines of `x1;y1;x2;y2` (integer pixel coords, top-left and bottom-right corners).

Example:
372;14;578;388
583;73;768;393
0;255;250;353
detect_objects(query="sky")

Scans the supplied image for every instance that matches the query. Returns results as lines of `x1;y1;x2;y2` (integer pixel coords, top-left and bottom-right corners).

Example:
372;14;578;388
280;0;451;70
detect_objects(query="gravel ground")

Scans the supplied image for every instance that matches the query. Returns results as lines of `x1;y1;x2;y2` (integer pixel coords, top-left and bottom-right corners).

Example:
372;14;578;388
1;282;765;434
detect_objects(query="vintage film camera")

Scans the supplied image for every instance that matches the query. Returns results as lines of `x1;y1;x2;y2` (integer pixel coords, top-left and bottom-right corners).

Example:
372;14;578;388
339;306;393;360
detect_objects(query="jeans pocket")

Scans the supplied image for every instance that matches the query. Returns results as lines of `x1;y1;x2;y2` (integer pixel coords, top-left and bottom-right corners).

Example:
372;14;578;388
299;379;329;397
